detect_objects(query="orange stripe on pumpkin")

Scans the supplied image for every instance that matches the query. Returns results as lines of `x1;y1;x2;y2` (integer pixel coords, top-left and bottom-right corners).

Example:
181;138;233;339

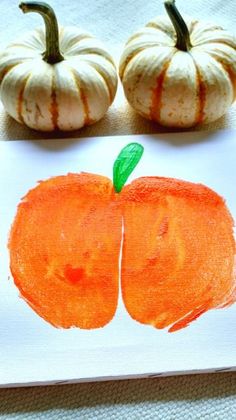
87;63;114;104
70;69;92;125
0;64;17;83
149;59;172;123
50;73;59;130
194;63;207;125
17;74;31;123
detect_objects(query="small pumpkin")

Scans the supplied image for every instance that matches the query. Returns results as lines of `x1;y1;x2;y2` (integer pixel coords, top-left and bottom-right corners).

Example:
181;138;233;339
119;0;236;128
9;144;236;331
0;1;118;131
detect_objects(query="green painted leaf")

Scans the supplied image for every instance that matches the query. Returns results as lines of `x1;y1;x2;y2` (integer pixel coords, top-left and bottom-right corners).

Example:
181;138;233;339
113;143;144;193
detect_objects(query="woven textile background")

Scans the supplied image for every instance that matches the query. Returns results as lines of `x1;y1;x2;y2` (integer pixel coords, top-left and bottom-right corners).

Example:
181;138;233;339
0;0;236;418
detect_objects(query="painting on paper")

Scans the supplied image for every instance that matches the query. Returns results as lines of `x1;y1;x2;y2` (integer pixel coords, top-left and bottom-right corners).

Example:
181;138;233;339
8;142;236;332
1;130;236;387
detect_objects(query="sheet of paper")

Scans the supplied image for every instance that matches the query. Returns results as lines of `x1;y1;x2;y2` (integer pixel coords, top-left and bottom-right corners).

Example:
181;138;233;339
0;129;236;388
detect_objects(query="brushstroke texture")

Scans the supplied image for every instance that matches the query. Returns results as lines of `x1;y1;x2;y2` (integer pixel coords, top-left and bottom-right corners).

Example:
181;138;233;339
120;177;236;332
9;173;121;329
8;173;236;331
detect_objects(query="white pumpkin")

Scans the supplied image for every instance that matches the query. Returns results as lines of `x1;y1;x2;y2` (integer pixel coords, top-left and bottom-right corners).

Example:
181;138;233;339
119;0;236;128
0;2;118;131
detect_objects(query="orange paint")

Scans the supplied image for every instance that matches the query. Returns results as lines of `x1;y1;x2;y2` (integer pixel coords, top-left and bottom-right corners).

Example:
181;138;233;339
9;173;122;329
9;172;236;331
120;177;236;332
64;265;85;285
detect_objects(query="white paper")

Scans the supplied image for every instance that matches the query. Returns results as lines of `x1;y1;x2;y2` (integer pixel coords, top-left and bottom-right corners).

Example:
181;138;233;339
0;129;236;388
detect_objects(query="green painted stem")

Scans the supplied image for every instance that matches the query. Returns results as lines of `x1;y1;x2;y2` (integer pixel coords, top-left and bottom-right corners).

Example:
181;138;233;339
113;143;144;193
19;1;64;64
164;0;191;51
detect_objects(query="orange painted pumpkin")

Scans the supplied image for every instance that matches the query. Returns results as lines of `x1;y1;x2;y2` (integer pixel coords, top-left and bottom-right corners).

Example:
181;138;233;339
9;144;236;331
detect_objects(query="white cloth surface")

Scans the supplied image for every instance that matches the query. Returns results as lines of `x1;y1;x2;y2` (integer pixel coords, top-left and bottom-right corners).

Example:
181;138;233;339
0;0;236;418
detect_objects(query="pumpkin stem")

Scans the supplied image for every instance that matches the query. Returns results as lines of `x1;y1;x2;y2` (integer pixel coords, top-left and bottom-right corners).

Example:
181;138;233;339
113;143;144;193
164;0;191;51
19;1;64;64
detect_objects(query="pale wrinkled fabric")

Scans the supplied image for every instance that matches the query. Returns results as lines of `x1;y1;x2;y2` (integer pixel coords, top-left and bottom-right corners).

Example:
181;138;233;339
0;0;236;418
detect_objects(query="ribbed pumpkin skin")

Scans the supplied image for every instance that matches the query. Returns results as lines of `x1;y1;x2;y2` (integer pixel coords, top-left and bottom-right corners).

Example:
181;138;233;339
0;26;118;131
119;16;236;128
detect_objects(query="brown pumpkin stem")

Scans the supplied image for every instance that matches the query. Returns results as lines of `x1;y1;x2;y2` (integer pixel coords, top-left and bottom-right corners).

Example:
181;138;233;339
164;0;191;51
19;1;64;64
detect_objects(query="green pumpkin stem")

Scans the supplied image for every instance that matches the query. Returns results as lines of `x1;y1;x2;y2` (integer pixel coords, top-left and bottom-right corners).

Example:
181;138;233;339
113;143;144;193
19;1;64;64
164;0;191;51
